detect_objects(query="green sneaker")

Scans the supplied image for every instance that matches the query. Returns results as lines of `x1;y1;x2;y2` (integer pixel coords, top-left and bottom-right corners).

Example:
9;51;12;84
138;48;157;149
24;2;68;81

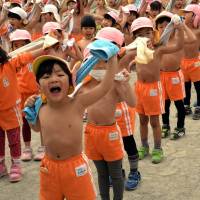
161;125;170;138
138;146;149;160
170;127;185;140
151;149;164;164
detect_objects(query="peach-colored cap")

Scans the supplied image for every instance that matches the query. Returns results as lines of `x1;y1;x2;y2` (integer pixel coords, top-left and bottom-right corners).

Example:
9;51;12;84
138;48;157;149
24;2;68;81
10;0;22;5
9;7;27;20
95;27;124;46
9;29;31;41
155;11;174;22
131;17;153;33
104;11;119;22
42;22;62;34
182;4;200;28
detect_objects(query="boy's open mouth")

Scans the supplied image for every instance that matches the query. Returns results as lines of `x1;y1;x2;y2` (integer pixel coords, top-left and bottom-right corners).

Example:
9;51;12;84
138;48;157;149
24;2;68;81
50;86;61;93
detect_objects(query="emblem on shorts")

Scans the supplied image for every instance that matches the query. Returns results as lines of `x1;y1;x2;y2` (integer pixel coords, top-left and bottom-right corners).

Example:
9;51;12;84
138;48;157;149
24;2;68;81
75;163;88;177
115;109;122;117
150;89;158;97
109;132;119;141
194;61;200;67
171;77;180;84
2;77;9;87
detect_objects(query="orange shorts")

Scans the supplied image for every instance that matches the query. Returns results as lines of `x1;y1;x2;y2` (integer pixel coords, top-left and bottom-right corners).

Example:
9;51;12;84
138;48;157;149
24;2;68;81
116;102;135;137
84;123;124;161
160;70;185;101
0;104;22;131
181;57;200;82
40;153;96;200
135;80;165;116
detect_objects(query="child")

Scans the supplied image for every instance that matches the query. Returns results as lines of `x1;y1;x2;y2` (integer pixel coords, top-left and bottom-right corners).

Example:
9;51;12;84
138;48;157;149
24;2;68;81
181;4;200;119
156;11;195;139
9;29;46;161
24;53;118;200
130;16;184;163
0;45;45;182
102;10;119;28
83;27;135;199
77;15;96;53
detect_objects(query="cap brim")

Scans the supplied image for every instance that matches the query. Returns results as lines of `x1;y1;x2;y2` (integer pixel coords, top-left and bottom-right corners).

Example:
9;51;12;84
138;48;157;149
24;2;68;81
33;55;70;76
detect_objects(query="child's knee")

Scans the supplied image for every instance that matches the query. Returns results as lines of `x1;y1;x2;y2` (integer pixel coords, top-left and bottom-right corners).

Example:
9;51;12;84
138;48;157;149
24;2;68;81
150;116;160;128
139;115;149;126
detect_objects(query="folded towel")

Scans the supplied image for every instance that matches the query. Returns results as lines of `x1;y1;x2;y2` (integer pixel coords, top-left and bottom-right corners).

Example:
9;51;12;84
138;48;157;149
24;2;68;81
125;37;154;64
23;97;43;125
75;39;119;85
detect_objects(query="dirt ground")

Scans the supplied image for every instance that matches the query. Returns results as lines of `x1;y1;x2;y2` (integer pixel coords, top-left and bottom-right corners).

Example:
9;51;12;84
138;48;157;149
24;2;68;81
0;84;200;200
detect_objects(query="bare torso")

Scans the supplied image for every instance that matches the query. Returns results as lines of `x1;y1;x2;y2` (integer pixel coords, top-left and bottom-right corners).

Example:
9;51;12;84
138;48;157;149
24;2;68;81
184;29;200;59
39;99;84;160
161;39;184;71
136;52;161;82
85;80;120;125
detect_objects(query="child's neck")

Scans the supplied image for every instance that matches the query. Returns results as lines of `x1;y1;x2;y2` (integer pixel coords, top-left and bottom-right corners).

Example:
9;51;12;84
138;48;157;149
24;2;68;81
47;97;71;109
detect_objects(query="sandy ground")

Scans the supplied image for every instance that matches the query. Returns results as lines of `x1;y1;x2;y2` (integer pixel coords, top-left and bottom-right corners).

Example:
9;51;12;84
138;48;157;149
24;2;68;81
0;85;200;200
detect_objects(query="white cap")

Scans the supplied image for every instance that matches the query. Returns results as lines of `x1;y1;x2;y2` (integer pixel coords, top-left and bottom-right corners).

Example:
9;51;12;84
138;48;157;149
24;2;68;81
9;7;27;20
41;4;60;22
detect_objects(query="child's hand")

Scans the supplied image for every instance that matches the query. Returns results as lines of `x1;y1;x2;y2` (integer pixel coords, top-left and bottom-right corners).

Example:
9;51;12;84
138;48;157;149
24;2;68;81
107;55;118;68
24;95;39;108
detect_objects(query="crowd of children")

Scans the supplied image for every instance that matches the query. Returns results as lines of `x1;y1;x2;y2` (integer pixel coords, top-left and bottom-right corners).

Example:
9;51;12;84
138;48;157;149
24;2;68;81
0;0;200;199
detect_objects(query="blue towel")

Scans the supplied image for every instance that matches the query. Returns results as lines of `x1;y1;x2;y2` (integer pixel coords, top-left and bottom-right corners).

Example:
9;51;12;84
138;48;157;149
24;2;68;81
76;39;119;85
23;97;43;125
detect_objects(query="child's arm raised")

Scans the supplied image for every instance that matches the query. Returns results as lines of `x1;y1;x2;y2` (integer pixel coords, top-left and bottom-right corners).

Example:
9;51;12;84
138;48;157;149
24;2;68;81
77;55;118;108
157;23;184;55
115;69;136;107
183;23;197;44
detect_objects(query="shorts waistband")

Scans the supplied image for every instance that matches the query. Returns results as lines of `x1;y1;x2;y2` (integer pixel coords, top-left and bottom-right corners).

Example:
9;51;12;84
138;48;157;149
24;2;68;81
44;152;85;163
86;122;117;129
160;69;181;74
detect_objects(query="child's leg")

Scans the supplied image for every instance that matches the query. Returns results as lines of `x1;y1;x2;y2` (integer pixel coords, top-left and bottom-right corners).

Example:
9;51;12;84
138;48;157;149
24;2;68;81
193;81;200;120
162;99;171;127
184;81;192;114
34;133;45;161
150;115;162;149
0;127;7;177
107;159;124;200
93;160;110;200
174;100;185;129
150;115;163;164
122;136;138;173
139;114;149;147
7;127;21;160
0;127;5;160
22;116;31;147
6;127;22;182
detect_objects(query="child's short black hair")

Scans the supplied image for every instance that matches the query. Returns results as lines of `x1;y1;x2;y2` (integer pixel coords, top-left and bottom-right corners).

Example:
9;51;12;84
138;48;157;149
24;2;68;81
150;1;162;11
104;14;116;26
8;12;22;20
0;46;10;65
81;15;96;29
156;16;171;29
130;11;139;18
36;59;72;85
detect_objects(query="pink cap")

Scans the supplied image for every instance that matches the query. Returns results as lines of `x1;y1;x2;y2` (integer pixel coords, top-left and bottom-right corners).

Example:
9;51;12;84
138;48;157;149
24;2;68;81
104;11;119;22
183;4;200;28
131;17;153;33
42;22;62;34
125;4;138;12
95;27;124;46
9;29;31;42
10;0;22;5
155;11;174;22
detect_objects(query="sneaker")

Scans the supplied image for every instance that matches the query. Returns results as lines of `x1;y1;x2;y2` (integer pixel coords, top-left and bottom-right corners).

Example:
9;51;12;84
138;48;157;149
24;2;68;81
161;125;170;138
9;163;22;182
170;127;185;140
125;171;141;191
151;149;164;164
193;107;200;120
34;146;45;161
184;106;192;115
21;147;33;162
0;161;7;178
138;146;149;160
